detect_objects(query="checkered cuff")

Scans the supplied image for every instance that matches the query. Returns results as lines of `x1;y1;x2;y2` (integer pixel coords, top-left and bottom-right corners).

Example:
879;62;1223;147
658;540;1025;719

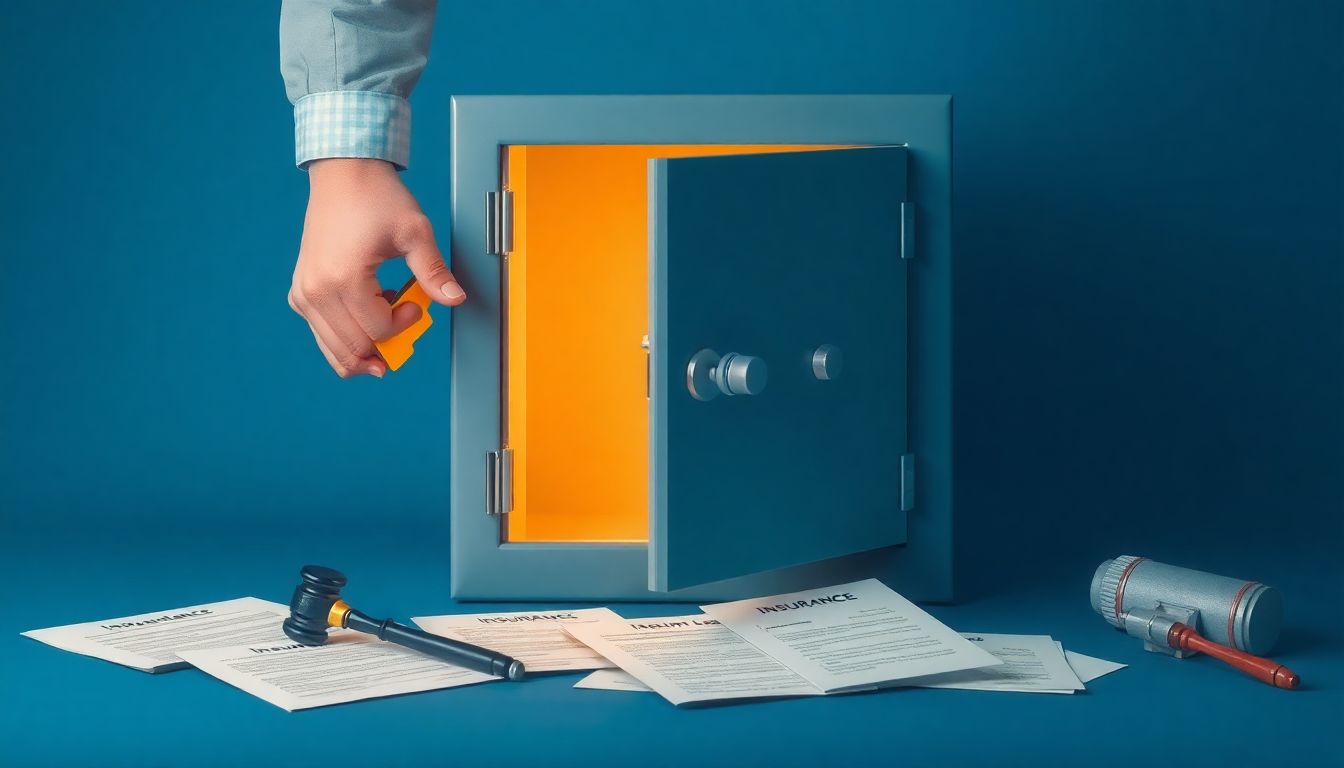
293;91;411;170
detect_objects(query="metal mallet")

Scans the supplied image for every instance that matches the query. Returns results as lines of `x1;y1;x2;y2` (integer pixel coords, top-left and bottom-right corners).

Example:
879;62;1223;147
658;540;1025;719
1090;556;1300;689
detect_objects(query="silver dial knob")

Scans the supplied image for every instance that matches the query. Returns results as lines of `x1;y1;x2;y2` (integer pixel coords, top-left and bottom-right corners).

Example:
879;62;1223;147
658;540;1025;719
686;349;768;400
715;353;767;396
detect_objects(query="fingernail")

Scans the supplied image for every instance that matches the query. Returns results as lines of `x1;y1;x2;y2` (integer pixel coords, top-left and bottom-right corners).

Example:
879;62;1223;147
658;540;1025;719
368;365;385;379
442;282;466;301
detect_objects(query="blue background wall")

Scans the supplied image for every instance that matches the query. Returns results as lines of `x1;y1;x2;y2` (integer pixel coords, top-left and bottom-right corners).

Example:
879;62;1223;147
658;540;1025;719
0;4;1341;762
4;0;1338;588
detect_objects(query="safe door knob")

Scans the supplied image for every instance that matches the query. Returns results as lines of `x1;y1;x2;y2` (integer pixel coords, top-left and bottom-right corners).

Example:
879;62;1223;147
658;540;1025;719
715;353;767;396
687;349;768;401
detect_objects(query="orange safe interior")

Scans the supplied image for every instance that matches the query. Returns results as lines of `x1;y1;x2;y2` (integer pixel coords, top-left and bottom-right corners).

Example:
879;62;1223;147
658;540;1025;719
502;144;843;543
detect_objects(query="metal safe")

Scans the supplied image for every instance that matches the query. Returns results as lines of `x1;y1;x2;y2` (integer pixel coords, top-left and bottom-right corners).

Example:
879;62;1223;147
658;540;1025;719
448;95;952;601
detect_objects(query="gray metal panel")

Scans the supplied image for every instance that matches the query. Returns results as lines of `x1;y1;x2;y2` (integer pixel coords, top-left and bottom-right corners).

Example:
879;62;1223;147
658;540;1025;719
450;95;953;602
649;146;909;591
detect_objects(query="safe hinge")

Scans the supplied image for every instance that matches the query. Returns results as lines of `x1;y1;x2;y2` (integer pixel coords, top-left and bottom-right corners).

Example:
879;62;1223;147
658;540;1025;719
485;448;513;516
486;190;514;256
900;453;915;511
900;201;915;260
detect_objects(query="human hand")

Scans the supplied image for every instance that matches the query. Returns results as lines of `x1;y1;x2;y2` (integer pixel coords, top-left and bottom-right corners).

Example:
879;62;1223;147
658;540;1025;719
288;158;466;378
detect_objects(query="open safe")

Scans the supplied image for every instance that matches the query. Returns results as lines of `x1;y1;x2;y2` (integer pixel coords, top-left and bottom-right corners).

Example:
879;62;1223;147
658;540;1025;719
448;96;951;601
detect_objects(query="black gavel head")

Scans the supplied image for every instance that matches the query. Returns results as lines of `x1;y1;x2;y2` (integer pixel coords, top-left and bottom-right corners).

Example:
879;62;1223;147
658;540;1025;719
282;565;348;646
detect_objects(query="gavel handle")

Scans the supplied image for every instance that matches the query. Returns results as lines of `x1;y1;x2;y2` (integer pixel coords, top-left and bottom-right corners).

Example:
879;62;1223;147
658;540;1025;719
345;610;525;680
1167;623;1299;689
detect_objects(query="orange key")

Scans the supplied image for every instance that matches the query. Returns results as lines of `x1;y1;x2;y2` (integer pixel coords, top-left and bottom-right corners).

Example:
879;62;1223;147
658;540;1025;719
374;278;433;372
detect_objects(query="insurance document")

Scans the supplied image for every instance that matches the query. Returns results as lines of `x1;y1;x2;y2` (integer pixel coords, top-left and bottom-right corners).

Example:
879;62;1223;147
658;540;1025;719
701;579;1001;693
563;614;822;706
906;633;1085;693
177;633;498;711
412;607;619;672
21;597;292;673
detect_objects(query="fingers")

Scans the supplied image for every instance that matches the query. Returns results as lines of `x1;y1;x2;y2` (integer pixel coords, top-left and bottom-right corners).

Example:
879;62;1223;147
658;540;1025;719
288;209;454;378
397;215;466;307
342;275;421;343
289;289;385;379
289;290;346;375
389;300;424;333
375;288;425;334
314;309;386;378
305;320;356;378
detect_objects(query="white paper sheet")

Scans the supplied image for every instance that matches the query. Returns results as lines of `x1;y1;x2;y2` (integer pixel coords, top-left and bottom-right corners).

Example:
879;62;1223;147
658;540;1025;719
701;579;1001;693
21;597;292;673
907;633;1085;693
176;634;498;711
574;668;651;692
563;614;822;706
1061;645;1127;683
412;607;619;672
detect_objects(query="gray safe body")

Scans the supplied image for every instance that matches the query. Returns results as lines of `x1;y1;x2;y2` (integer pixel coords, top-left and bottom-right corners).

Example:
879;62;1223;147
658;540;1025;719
448;95;953;602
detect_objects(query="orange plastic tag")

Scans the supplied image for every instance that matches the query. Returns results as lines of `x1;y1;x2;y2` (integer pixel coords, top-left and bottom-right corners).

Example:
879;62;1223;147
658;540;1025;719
374;279;433;372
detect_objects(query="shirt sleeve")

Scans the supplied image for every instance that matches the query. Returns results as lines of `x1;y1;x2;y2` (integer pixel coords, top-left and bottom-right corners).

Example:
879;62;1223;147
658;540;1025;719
279;0;437;170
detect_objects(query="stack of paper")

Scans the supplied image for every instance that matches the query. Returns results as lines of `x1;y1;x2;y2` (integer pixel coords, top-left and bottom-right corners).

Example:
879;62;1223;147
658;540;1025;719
566;579;1009;706
575;626;1123;699
568;581;1126;704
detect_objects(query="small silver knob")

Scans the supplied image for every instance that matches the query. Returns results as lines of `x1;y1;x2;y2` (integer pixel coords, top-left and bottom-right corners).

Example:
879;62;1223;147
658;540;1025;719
715;353;767;396
811;344;843;381
686;349;767;400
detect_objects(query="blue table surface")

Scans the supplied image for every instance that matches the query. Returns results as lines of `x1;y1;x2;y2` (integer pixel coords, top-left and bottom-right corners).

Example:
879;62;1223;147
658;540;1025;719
3;520;1340;768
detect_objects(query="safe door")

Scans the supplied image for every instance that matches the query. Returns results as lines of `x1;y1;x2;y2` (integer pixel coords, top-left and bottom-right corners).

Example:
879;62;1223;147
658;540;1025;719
494;143;909;591
649;146;910;590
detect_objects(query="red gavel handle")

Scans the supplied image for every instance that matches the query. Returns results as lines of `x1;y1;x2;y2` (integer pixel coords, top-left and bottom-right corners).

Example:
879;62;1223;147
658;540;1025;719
1168;623;1300;689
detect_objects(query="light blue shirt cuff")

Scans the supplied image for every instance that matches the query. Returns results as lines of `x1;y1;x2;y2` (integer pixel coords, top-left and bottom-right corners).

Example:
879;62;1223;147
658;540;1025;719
293;91;411;170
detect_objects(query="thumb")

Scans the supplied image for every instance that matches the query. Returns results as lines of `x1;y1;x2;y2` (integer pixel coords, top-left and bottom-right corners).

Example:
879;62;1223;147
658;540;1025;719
400;217;466;306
